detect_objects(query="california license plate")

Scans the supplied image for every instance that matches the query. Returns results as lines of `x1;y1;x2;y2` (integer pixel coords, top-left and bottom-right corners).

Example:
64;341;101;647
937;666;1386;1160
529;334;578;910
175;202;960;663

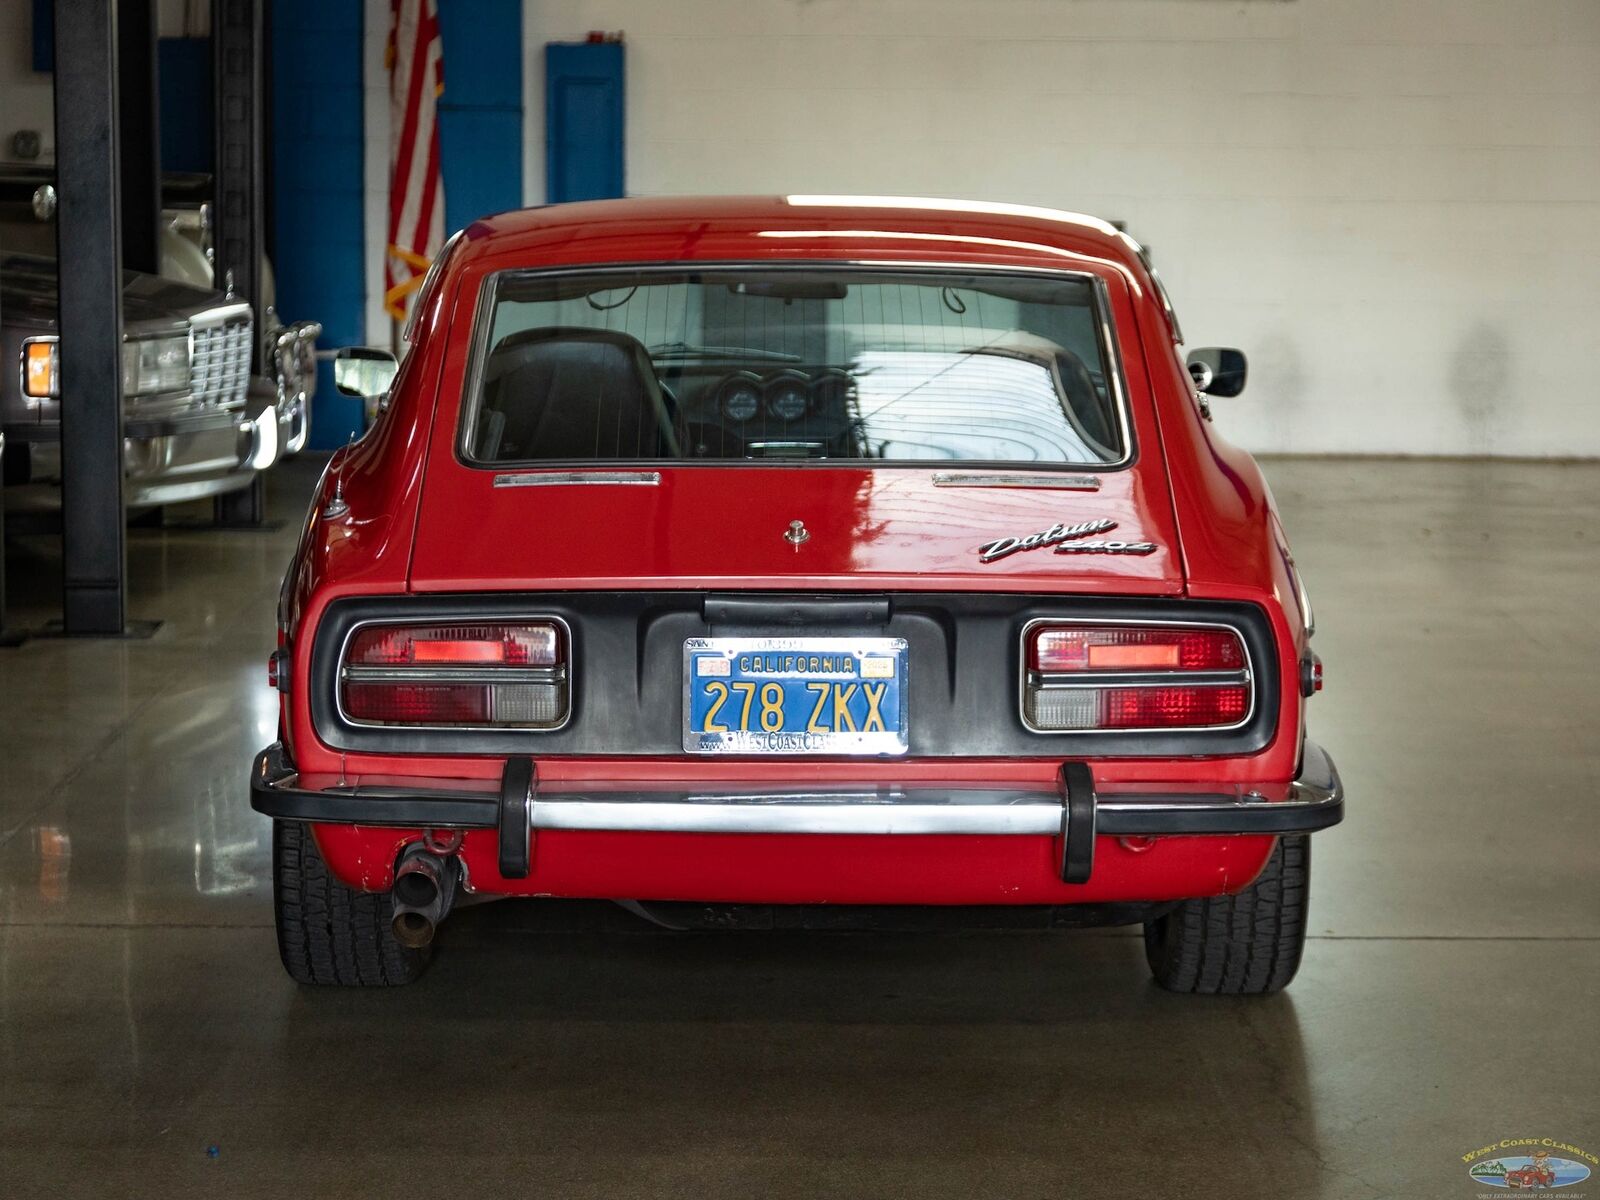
682;637;909;755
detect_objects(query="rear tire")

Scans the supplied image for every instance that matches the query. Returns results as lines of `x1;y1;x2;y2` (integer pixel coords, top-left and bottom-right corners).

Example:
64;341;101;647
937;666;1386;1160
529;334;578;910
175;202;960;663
1143;834;1310;995
273;820;431;986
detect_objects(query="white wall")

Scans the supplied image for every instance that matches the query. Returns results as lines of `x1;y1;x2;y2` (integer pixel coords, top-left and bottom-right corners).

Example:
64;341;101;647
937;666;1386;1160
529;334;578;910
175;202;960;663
0;2;210;166
521;0;1600;457
0;3;56;163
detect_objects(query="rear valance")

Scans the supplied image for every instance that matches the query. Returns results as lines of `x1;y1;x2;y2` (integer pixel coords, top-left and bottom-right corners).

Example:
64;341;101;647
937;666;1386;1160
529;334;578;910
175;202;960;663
307;592;1277;759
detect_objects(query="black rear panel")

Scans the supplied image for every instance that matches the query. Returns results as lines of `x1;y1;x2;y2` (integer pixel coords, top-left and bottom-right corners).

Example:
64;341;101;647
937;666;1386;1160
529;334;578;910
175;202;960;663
308;592;1278;758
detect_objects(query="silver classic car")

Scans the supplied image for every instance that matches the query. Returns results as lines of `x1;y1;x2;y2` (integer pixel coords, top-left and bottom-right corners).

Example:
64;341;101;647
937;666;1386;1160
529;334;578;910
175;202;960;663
2;253;319;506
1;167;319;507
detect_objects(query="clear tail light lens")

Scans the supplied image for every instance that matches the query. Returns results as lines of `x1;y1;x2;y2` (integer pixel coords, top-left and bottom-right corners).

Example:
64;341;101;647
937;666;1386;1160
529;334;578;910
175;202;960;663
1023;623;1250;731
341;621;568;728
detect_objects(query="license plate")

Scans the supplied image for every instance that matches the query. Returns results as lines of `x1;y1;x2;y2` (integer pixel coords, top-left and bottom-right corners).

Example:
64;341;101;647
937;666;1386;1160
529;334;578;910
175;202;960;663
682;637;909;755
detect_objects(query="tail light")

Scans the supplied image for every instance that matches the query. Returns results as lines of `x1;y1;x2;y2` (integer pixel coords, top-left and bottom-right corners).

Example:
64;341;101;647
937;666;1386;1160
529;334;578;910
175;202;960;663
1022;623;1251;731
340;621;569;728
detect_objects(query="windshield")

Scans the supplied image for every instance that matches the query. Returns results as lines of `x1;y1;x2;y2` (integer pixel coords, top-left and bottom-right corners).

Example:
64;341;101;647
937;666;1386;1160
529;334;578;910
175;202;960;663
461;267;1128;466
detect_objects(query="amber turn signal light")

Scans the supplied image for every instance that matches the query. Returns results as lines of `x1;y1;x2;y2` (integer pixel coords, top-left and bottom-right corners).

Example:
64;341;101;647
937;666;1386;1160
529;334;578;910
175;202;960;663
23;339;60;399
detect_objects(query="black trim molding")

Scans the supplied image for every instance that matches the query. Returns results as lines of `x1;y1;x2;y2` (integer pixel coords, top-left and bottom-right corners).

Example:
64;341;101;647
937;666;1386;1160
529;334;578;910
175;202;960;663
307;592;1281;759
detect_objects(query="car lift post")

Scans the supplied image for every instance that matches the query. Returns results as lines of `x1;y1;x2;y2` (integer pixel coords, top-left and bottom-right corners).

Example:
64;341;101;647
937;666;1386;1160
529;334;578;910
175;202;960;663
53;0;129;635
0;430;7;642
211;0;268;528
118;0;161;277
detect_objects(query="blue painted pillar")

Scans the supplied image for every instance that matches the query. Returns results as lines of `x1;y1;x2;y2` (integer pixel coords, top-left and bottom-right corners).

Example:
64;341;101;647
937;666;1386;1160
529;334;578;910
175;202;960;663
268;0;521;448
545;41;625;203
436;0;524;230
272;0;366;448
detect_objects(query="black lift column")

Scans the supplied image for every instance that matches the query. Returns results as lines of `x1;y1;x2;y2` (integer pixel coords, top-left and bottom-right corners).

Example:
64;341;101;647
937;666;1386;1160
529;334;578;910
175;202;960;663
212;0;268;527
117;0;161;276
53;0;128;634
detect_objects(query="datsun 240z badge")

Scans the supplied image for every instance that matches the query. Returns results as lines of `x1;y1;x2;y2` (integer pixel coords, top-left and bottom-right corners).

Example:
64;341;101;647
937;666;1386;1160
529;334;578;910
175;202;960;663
978;519;1158;563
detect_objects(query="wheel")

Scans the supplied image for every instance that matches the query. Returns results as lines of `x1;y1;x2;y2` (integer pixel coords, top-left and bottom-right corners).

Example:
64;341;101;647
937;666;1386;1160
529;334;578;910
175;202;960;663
272;820;431;986
1143;834;1310;995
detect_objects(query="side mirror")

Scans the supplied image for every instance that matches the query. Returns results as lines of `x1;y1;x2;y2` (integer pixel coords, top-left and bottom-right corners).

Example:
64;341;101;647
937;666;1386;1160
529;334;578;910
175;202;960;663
1186;347;1247;397
333;346;399;399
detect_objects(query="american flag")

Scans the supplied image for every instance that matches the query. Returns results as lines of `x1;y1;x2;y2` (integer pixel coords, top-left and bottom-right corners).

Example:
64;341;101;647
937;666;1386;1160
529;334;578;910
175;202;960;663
384;0;445;321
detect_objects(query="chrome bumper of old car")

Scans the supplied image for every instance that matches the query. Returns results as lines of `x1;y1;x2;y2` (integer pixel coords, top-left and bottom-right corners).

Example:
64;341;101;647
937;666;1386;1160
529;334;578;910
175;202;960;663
251;741;1343;883
269;319;321;456
15;401;286;506
121;387;291;505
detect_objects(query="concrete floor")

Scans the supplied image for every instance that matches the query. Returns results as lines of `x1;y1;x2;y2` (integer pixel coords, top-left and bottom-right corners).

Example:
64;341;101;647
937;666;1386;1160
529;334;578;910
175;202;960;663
0;457;1595;1198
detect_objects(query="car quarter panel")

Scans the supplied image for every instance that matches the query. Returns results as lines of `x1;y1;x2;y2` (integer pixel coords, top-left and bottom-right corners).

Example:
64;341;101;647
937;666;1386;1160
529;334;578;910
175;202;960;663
1119;262;1310;761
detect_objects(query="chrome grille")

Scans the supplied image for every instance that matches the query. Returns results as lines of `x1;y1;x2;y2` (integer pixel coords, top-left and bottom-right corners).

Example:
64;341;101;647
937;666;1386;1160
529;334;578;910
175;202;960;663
188;306;253;408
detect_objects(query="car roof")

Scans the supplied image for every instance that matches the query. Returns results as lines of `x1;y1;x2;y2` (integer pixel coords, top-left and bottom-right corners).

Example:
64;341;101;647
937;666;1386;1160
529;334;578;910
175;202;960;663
455;195;1147;276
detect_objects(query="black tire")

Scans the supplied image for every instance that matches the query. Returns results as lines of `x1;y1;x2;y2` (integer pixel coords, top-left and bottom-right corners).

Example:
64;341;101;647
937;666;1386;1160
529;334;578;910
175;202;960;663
273;820;431;986
1143;834;1310;995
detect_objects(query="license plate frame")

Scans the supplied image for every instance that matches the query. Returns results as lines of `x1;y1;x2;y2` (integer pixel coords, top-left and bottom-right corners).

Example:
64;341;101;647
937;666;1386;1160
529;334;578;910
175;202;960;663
682;636;909;755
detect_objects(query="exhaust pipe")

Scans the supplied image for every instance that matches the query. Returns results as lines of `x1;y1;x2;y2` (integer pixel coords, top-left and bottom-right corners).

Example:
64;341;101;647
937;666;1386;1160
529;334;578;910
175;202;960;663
391;845;459;949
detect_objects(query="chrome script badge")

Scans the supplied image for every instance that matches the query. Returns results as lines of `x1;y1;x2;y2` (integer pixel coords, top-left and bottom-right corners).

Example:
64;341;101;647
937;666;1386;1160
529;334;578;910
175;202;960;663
978;519;1156;563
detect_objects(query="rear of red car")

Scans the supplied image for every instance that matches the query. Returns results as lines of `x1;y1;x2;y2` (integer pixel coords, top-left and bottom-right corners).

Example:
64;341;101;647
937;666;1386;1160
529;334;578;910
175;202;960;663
254;197;1339;991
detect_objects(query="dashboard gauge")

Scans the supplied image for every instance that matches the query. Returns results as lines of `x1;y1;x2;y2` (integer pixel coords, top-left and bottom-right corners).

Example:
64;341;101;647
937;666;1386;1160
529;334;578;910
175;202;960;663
718;373;763;423
765;372;810;421
809;368;854;410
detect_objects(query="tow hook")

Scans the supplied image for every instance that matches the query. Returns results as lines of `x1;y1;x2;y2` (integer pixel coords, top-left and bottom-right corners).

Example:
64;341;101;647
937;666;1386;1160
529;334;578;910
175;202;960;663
391;843;460;949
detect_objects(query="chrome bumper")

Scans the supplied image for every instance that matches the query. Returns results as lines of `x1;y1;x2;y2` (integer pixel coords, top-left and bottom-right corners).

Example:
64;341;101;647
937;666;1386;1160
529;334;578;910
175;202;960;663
251;741;1343;882
122;407;276;506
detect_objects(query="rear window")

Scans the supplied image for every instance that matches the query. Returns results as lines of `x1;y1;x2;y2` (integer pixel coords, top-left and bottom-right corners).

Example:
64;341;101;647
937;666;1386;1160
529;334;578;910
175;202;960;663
460;266;1129;466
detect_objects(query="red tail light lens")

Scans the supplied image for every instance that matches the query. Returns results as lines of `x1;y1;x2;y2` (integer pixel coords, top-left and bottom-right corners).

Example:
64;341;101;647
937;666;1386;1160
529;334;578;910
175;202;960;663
1101;685;1249;729
1029;627;1244;673
341;621;569;728
1023;623;1251;731
347;623;559;667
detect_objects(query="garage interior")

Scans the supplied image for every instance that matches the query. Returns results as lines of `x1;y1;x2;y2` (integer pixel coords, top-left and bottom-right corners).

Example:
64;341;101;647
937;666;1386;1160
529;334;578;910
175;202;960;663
1;1;1596;1196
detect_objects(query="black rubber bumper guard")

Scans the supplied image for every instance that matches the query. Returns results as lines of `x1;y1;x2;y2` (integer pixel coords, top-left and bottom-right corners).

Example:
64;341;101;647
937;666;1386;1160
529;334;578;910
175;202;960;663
250;742;1343;885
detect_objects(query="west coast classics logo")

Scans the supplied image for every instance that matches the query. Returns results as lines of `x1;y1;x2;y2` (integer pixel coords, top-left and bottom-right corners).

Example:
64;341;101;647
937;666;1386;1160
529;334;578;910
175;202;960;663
1464;1139;1595;1191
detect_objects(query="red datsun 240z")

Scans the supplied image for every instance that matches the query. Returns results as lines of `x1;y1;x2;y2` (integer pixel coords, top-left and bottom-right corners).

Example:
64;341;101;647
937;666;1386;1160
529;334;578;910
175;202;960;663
252;196;1341;992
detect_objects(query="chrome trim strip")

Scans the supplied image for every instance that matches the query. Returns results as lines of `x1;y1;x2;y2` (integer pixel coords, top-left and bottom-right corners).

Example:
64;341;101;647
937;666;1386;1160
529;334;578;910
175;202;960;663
533;789;1061;836
333;615;575;732
1017;617;1257;735
492;470;662;488
250;741;1343;837
745;440;827;454
1292;560;1316;638
187;302;254;329
932;472;1101;490
1028;669;1249;690
342;665;567;686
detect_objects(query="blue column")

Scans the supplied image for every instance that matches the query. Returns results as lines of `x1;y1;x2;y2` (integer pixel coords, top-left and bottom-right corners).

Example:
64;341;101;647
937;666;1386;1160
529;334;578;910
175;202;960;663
544;41;624;203
437;0;524;231
272;0;365;449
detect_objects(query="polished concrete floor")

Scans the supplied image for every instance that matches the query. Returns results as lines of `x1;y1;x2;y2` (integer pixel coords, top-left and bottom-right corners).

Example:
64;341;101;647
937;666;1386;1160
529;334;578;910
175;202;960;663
0;457;1595;1198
